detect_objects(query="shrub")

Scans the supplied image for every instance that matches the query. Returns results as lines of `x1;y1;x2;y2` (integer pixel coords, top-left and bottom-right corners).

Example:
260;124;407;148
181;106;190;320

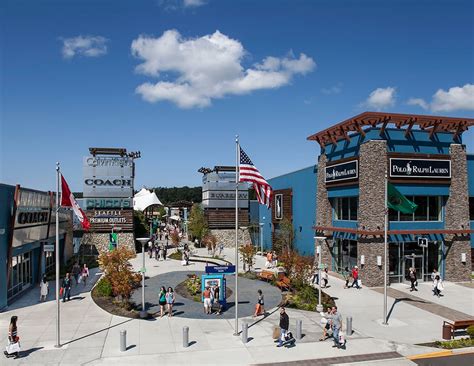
202;233;218;256
467;325;474;339
278;250;315;288
98;247;141;302
95;277;113;297
170;231;180;246
185;276;201;296
435;338;474;349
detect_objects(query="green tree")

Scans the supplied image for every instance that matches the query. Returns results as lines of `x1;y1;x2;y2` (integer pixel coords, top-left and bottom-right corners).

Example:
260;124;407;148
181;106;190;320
133;210;148;239
274;217;294;253
239;243;256;272
187;203;208;244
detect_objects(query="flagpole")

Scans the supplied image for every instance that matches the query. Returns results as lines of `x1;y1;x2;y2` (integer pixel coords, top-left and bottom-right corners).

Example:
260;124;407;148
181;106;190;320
234;135;239;336
383;172;388;325
55;162;61;347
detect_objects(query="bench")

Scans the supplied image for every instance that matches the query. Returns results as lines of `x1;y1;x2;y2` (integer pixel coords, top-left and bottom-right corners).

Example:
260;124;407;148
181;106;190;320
443;319;474;339
276;273;291;291
258;270;275;282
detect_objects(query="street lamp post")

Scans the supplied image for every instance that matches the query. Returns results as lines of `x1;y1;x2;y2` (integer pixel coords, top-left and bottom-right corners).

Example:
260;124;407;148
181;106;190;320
314;236;326;312
136;237;149;318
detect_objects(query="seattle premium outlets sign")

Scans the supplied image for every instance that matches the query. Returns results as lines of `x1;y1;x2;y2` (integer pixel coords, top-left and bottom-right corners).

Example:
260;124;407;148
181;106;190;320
325;160;358;183
390;158;451;179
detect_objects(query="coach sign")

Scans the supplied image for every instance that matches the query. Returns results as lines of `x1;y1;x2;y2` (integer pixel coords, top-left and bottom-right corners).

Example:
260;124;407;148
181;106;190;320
390;158;451;179
325;160;358;183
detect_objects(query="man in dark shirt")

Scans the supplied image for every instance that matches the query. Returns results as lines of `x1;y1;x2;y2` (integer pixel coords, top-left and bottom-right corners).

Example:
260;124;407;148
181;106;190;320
277;307;289;347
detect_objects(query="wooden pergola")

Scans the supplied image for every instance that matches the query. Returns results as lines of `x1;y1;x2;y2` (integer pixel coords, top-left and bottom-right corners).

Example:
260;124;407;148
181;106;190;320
307;112;474;148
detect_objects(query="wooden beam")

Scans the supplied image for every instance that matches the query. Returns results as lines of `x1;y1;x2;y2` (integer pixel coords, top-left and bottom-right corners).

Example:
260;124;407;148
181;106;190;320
341;126;350;142
328;131;337;145
379;117;390;136
404;117;416;137
429;120;440;139
452;121;466;141
354;119;366;137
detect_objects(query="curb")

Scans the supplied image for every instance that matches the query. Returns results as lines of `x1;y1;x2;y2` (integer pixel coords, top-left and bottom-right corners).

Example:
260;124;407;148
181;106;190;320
408;348;474;360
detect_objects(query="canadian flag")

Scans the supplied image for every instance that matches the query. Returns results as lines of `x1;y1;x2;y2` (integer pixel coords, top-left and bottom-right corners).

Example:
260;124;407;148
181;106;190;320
61;175;90;230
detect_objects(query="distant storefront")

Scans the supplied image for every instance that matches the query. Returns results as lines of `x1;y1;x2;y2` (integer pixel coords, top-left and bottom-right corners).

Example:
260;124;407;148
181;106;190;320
0;184;72;310
260;112;474;287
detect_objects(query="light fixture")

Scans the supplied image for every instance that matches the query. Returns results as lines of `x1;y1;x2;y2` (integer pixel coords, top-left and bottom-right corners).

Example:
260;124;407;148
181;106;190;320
360;255;365;265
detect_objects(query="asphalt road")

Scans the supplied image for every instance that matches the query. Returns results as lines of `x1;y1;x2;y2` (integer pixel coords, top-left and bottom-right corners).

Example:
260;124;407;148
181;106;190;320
413;353;474;366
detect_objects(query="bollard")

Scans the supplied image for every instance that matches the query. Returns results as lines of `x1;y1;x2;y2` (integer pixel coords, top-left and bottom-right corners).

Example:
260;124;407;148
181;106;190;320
346;316;352;336
296;319;302;340
120;330;127;352
183;326;189;348
241;322;248;343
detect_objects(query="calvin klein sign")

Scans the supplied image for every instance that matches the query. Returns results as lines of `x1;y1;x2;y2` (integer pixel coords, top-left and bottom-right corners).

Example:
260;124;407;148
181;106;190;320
325;160;358;183
390;158;451;178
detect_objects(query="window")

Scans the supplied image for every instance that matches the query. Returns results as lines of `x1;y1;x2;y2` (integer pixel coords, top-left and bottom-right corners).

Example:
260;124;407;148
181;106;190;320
389;196;442;222
470;197;474;221
334;197;358;221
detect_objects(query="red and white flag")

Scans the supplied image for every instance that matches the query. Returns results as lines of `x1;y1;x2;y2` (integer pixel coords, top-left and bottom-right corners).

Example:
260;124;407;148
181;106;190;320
61;175;90;230
239;147;273;207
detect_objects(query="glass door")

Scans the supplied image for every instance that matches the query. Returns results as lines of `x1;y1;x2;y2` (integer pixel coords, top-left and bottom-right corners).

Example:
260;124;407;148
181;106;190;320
403;254;424;283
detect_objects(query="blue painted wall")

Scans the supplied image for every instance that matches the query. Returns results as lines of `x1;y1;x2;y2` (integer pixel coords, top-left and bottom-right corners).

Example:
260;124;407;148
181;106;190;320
0;184;15;310
259;165;318;255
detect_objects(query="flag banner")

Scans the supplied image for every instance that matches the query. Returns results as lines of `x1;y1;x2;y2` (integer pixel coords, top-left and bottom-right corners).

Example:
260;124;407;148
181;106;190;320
239;147;272;207
61;175;91;230
387;182;418;214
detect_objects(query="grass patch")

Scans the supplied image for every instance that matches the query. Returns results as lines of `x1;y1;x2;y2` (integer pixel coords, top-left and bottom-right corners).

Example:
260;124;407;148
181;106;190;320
168;249;182;260
435;338;474;349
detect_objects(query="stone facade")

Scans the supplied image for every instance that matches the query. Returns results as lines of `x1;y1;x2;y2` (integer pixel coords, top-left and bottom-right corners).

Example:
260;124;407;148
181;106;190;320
315;154;334;269
81;232;136;255
210;229;251;248
444;144;471;282
357;140;387;287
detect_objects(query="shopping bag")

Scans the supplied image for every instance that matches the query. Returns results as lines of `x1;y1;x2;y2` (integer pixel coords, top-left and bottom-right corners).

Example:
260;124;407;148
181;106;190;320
5;341;21;354
272;326;280;339
78;276;82;284
357;279;362;287
59;287;64;297
338;331;345;345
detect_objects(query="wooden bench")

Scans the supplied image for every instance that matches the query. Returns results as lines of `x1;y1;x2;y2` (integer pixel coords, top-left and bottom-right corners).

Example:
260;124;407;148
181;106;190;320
276;273;291;291
258;270;275;282
443;319;474;339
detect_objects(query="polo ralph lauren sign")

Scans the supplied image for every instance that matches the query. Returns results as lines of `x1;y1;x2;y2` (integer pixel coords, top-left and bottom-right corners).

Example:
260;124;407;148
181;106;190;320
390;158;451;178
325;160;358;183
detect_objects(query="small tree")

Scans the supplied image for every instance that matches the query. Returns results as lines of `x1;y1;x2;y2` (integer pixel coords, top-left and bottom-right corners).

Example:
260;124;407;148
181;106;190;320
98;247;141;302
170;231;180;246
187;204;208;245
202;233;218;256
278;249;315;288
273;217;294;253
239;243;256;272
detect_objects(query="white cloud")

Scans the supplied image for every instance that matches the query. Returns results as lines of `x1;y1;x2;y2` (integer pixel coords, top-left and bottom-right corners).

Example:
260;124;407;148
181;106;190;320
321;83;342;95
407;84;474;112
431;84;474;112
131;30;316;108
407;98;429;110
183;0;207;7
365;87;396;110
60;35;108;59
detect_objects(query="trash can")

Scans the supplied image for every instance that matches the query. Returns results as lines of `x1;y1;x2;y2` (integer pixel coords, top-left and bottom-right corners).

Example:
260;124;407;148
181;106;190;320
442;324;452;340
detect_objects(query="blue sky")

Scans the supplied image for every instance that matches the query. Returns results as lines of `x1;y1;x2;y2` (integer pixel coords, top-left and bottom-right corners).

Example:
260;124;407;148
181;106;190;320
1;0;473;191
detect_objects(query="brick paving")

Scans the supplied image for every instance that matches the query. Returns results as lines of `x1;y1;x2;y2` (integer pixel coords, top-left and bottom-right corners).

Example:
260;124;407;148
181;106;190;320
253;351;403;365
372;287;474;321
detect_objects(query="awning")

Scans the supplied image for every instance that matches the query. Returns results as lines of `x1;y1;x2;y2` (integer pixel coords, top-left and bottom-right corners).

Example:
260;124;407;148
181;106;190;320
169;215;181;221
133;188;163;211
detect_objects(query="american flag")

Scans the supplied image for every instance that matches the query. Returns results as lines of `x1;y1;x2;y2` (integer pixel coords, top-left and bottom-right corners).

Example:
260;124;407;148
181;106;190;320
239;147;273;207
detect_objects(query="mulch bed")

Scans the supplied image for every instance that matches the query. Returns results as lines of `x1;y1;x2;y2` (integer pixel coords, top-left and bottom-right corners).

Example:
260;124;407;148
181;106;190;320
92;288;141;319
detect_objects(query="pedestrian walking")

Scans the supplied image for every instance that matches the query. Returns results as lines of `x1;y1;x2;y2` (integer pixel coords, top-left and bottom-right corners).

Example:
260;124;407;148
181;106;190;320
328;306;345;349
265;252;273;269
158;286;167;317
351;266;360;289
163;245;167;260
148;241;153;259
253;289;265;317
165;287;175;317
4;316;20;359
39;275;49;302
61;273;72;302
72;262;81;286
312;270;319;286
277;307;289;347
431;268;439;282
81;263;89;286
409;267;418;292
321;268;329;288
219;243;224;256
342;267;350;289
433;275;444;297
203;286;212;314
212;284;221;314
319;307;333;341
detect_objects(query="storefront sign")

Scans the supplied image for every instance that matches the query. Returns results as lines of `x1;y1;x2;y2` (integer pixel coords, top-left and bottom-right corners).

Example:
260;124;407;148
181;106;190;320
275;194;283;219
86;209;133;232
390;158;451;179
85;198;132;209
325;160;358;183
43;244;55;252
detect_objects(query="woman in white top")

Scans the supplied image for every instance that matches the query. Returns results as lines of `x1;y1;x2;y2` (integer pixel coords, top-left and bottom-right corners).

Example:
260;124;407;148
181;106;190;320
433;275;444;297
40;275;49;302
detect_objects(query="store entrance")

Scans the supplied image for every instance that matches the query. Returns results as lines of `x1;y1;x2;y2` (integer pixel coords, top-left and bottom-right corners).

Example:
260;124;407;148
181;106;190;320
403;254;424;283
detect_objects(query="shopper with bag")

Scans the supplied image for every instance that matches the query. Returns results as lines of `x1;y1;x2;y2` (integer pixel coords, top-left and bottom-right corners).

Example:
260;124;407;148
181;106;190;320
81;264;89;287
351;266;360;289
409;267;418;292
277;307;289;347
319;307;333;341
4;316;20;359
253;289;265;317
62;273;72;302
433;275;444;297
39;275;49;302
328;306;345;349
